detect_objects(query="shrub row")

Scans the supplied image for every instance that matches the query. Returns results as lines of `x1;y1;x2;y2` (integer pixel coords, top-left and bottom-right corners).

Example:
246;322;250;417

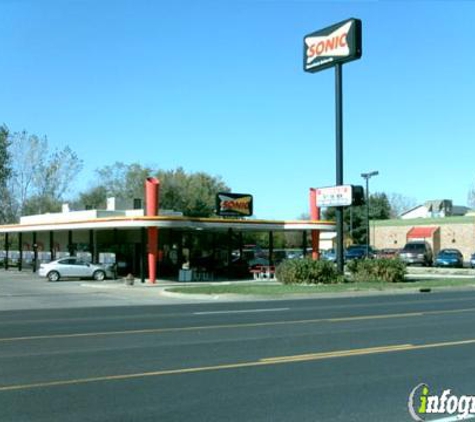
275;258;406;284
346;258;406;283
275;258;343;285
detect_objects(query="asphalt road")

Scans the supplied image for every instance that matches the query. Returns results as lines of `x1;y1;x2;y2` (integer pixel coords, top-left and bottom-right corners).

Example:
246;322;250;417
1;289;475;421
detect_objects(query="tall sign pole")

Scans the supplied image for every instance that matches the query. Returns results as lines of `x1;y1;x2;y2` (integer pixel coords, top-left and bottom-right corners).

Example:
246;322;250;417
335;63;344;273
304;18;362;273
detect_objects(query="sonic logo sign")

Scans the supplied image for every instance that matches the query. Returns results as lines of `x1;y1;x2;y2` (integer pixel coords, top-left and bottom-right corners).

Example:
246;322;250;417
307;21;351;59
304;18;362;73
216;193;253;217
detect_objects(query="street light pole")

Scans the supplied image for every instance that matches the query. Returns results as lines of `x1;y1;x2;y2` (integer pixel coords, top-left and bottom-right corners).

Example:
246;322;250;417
361;170;379;256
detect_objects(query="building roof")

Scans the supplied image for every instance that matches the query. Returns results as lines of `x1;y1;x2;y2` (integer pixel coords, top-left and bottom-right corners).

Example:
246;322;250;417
399;204;423;218
452;205;471;216
400;200;471;219
374;216;474;227
424;199;452;211
0;215;336;234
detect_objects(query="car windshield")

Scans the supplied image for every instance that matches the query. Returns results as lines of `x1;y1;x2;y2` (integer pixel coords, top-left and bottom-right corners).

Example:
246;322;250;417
438;250;459;256
347;246;366;251
403;244;425;251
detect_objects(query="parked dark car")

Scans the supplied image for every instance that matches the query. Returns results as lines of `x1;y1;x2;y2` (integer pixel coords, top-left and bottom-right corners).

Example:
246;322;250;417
434;249;464;268
399;241;433;266
471;253;475;269
375;248;400;259
345;245;375;260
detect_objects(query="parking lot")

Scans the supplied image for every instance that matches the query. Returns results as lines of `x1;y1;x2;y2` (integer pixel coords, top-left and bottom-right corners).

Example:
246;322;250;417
0;270;215;311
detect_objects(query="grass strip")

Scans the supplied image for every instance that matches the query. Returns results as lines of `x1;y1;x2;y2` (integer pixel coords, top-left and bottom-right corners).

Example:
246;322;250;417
166;278;475;296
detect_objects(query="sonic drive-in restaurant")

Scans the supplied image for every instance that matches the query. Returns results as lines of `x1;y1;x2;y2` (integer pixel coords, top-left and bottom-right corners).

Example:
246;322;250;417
0;179;335;282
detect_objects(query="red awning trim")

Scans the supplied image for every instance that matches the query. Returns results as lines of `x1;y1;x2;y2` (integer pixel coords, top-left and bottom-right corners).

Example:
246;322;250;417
407;226;439;239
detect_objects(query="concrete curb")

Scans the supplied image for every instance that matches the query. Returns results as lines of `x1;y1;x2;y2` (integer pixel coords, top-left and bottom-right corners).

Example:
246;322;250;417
159;283;475;302
159;289;222;301
160;285;424;301
75;274;475;302
80;282;123;289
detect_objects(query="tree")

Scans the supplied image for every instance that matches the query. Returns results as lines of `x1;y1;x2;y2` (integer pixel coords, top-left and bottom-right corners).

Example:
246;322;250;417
0;125;13;223
22;195;62;216
387;192;418;218
73;185;109;210
8;130;83;216
468;184;475;209
158;168;229;217
8;131;45;214
370;192;392;220
34;146;83;203
84;163;230;217
95;162;153;199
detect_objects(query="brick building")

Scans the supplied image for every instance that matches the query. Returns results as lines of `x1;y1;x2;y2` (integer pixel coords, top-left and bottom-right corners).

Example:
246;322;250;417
373;215;475;263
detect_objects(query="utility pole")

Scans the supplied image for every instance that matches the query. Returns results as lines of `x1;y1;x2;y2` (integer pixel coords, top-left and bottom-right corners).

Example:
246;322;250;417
361;170;379;256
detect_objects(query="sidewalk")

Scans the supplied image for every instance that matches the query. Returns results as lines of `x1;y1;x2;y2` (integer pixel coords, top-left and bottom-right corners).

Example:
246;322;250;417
2;267;475;312
81;276;278;290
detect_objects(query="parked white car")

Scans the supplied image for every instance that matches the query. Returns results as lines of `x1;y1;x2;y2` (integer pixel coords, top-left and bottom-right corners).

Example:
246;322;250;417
38;257;114;282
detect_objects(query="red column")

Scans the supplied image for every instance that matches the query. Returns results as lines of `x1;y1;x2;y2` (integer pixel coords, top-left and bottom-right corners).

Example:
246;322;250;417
309;188;321;260
145;177;160;283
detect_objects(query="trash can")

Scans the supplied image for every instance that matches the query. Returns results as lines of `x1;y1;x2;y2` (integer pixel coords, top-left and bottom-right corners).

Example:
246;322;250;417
179;269;193;282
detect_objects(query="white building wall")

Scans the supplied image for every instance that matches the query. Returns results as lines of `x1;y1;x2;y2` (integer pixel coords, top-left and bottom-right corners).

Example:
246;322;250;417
401;206;428;219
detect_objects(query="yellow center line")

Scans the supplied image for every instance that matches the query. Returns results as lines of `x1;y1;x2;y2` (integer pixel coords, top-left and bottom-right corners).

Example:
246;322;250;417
1;307;475;343
2;338;475;392
260;344;415;363
328;312;424;322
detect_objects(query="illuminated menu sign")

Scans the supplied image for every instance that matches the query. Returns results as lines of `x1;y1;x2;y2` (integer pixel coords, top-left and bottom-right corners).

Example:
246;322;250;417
216;193;253;217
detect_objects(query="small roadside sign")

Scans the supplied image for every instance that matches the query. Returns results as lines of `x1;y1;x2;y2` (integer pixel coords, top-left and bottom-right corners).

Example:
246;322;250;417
316;185;353;207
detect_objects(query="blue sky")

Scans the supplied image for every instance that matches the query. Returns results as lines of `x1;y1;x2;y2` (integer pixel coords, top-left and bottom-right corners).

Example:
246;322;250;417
1;0;474;219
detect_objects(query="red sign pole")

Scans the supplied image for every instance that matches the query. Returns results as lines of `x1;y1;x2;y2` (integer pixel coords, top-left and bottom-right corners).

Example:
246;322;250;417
145;177;160;284
309;188;320;260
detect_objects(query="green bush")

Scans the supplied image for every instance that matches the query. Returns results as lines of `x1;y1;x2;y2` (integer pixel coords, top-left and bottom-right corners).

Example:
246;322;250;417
275;258;343;285
347;258;406;283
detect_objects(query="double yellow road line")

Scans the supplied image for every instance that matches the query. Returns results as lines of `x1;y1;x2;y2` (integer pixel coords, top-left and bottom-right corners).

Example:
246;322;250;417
1;307;475;392
2;337;475;392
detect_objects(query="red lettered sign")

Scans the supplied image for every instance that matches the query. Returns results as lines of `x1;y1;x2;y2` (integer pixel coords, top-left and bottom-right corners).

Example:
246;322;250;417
216;193;253;217
304;18;362;73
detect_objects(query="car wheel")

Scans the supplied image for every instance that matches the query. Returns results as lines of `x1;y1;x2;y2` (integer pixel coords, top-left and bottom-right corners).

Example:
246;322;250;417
48;271;60;282
93;270;105;281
